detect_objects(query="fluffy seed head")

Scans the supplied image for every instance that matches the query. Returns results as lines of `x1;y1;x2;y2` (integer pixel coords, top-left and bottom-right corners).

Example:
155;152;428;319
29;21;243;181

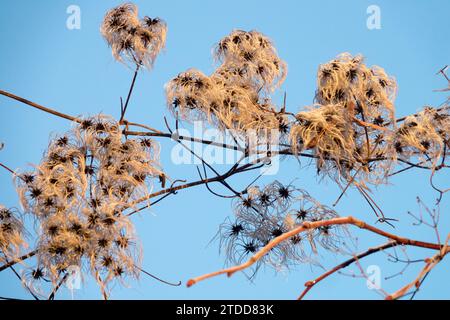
15;115;163;294
290;54;398;185
166;30;287;137
101;3;167;69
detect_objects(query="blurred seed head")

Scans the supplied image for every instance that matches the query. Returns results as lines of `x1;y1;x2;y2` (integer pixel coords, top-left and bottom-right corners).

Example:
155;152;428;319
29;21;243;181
0;206;27;262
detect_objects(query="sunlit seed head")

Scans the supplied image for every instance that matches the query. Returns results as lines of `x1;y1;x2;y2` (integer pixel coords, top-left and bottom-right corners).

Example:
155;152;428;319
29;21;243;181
101;3;167;69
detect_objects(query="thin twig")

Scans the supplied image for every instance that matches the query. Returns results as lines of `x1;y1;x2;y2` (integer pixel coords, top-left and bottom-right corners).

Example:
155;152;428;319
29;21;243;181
0;250;38;272
298;241;398;300
119;64;140;123
48;274;69;300
137;266;181;287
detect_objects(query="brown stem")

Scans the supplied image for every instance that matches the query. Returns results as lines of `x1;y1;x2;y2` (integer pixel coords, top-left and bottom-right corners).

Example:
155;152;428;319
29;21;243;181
0;162;15;175
298;241;398;300
0;89;78;122
386;235;450;300
127;162;255;216
386;251;447;300
127;176;225;216
124;130;244;151
187;216;443;287
48;274;69;300
119;64;140;123
0;250;38;272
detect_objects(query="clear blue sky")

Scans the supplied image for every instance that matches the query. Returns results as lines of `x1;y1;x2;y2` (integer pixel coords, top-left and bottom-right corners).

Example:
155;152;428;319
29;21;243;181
1;0;449;299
